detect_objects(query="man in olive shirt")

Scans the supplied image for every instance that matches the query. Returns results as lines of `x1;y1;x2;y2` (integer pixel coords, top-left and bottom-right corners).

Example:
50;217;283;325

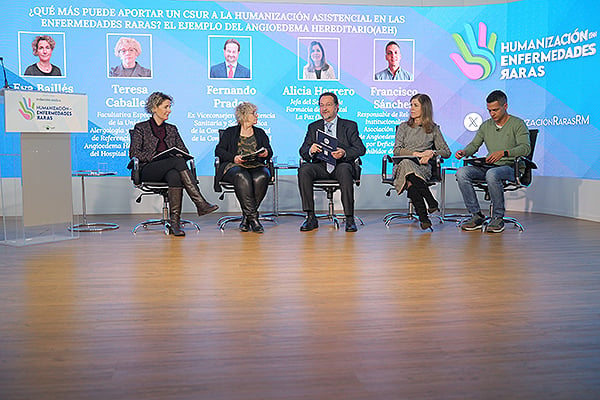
455;90;530;233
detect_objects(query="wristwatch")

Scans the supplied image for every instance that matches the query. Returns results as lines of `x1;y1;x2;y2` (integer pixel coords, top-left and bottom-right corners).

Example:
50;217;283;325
503;150;509;157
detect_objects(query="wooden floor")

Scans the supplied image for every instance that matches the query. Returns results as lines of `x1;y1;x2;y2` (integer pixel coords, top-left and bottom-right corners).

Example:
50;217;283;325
1;210;599;400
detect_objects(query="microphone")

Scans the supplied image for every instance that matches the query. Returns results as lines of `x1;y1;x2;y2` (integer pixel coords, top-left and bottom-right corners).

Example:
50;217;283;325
0;57;9;89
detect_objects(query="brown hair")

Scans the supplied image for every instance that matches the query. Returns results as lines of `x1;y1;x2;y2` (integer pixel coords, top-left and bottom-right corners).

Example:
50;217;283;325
407;93;435;134
31;35;56;56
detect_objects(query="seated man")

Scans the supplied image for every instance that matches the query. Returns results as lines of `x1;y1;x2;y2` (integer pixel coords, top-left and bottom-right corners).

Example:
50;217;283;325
455;90;530;233
297;92;366;232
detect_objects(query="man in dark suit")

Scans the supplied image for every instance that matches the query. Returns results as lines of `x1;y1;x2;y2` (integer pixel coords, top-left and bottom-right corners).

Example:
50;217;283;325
298;92;366;232
210;38;250;79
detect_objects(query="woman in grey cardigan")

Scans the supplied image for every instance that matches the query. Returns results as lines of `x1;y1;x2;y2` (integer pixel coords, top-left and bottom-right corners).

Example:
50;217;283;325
129;92;218;236
392;93;451;230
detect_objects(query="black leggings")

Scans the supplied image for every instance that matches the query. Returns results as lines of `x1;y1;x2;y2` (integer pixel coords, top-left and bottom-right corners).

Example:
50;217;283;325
141;157;188;187
222;165;270;215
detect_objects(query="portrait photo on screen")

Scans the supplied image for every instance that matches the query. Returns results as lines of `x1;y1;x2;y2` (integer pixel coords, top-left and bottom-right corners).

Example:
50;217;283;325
298;37;340;81
373;39;415;81
19;31;66;78
107;34;153;78
208;35;252;80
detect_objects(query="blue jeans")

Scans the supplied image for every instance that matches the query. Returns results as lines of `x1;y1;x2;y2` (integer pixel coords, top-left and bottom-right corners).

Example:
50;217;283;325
456;165;514;218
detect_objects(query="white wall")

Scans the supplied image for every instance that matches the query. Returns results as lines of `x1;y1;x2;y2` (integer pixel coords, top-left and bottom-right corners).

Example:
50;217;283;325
4;173;597;223
68;174;600;223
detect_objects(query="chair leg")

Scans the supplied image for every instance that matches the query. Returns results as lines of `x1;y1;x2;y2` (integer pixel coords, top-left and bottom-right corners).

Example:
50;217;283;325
384;201;418;227
384;200;442;227
487;203;524;232
132;191;200;235
217;214;277;232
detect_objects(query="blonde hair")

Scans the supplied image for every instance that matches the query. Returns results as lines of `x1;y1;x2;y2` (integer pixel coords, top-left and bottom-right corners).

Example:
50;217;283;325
235;102;257;125
114;37;142;57
145;92;172;114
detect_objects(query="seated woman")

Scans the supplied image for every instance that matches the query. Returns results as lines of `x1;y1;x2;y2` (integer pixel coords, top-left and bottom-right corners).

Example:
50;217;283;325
393;93;451;230
129;92;218;236
215;102;273;233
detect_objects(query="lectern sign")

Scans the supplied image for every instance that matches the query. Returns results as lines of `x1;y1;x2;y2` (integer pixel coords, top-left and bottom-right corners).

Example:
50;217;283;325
4;89;88;133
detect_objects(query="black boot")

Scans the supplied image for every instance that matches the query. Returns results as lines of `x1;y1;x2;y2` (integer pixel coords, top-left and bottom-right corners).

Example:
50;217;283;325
168;187;185;236
247;212;264;233
412;177;439;213
239;214;250;232
179;169;219;216
408;186;432;230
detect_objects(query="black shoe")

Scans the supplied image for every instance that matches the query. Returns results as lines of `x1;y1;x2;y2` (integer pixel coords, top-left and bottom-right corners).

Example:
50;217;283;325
239;215;249;232
345;216;358;232
428;206;440;214
420;220;432;231
248;217;264;234
300;216;318;231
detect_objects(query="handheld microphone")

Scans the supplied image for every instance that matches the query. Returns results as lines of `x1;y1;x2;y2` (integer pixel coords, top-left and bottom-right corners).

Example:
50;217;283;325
0;57;9;89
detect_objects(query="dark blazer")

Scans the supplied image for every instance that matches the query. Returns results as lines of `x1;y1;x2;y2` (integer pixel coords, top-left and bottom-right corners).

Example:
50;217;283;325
209;62;250;79
214;125;273;191
129;119;189;166
299;117;366;175
110;62;151;78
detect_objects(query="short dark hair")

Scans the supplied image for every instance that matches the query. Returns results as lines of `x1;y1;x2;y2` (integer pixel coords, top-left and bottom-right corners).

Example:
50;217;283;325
224;38;241;52
385;41;400;52
319;92;338;105
486;90;507;105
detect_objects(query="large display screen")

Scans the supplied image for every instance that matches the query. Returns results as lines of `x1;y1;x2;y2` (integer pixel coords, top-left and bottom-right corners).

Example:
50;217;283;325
1;0;598;179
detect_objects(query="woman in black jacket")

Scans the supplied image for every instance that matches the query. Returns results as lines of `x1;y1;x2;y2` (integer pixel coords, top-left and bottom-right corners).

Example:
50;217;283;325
215;102;273;233
129;92;218;236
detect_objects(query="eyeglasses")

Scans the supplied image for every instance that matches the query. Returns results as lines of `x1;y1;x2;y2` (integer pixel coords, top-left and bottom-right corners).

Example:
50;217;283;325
119;48;137;54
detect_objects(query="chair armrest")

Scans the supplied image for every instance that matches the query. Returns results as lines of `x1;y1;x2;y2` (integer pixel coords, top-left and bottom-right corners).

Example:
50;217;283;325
267;158;275;183
382;155;393;182
130;157;141;185
354;157;362;186
189;158;197;182
213;156;222;192
513;156;537;186
429;155;443;183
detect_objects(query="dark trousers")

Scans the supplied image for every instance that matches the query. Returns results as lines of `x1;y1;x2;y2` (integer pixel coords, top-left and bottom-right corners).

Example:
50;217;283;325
297;162;355;216
141;157;188;187
222;165;270;216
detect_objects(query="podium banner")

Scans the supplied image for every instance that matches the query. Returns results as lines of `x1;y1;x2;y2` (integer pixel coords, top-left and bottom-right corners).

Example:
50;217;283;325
4;89;88;133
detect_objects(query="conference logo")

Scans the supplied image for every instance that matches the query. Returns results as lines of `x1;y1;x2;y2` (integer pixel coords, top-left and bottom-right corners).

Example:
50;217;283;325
18;97;35;120
450;22;497;80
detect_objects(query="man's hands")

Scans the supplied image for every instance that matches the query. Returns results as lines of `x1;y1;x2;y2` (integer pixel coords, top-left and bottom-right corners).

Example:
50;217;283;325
485;150;505;164
310;143;345;159
454;149;506;164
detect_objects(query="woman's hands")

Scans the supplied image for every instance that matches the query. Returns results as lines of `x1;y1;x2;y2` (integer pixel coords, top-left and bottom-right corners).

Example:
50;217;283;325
413;149;435;165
